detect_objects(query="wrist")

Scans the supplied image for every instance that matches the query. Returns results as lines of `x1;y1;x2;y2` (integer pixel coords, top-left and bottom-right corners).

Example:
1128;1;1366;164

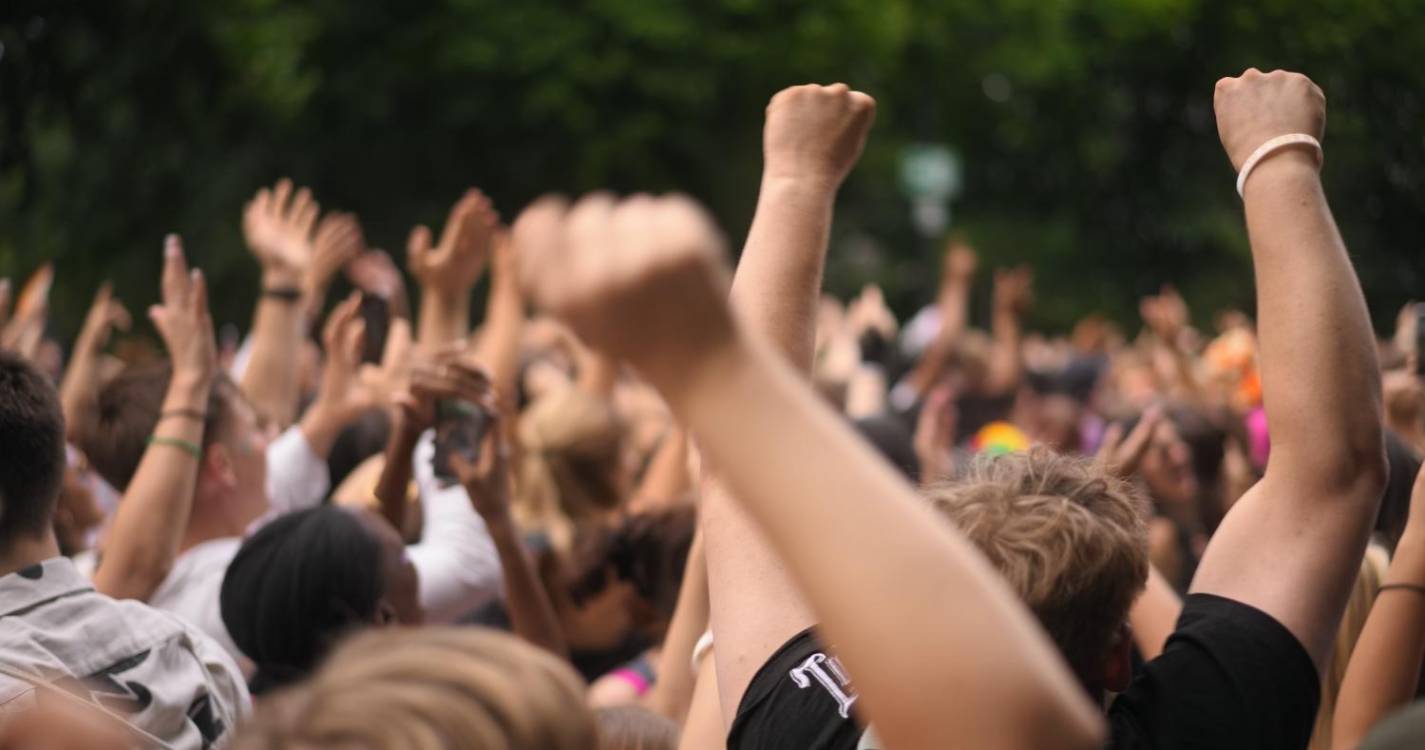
483;509;519;538
657;332;756;418
759;172;840;201
1240;148;1321;197
169;367;215;395
261;267;303;289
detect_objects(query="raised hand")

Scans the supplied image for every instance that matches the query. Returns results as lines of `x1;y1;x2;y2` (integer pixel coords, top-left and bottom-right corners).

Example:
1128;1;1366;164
992;265;1034;317
0;265;52;359
243;178;321;281
307;211;365;297
1140;285;1189;343
944;240;978;283
316;293;414;421
516;193;732;388
76;283;131;354
149;235;217;386
1214;69;1325;172
763;83;876;186
347;249;406;302
407;189;500;296
1096;405;1163;480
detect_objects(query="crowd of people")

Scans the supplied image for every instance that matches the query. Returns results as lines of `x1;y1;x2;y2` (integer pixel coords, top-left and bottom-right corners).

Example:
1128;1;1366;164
1;67;1424;749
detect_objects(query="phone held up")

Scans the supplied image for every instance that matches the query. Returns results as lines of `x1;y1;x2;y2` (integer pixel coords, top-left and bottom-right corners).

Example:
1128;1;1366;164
431;398;493;484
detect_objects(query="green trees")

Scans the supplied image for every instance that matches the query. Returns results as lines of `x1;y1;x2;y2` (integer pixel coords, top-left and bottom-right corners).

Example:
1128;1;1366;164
3;0;1423;337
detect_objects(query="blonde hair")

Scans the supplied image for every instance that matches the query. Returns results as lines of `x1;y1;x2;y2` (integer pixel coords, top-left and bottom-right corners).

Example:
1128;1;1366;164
235;627;596;750
517;385;625;552
1309;543;1390;750
925;450;1149;683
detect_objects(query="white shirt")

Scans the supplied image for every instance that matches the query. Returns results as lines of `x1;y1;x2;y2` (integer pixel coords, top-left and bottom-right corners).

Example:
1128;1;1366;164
148;425;503;671
149;426;330;668
0;557;249;749
408;430;503;623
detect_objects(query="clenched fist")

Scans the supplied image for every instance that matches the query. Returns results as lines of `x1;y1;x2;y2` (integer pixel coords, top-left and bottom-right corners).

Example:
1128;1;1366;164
516;193;734;388
1214;68;1325;172
763;83;876;186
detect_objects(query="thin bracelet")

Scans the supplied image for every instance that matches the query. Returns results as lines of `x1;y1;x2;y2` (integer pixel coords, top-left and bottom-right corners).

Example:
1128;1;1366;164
262;287;303;303
1236;133;1322;198
146;435;204;459
159;408;207;423
1378;583;1425;596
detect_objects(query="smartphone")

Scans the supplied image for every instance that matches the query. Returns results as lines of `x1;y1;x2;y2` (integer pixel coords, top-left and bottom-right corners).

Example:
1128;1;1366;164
431;399;492;483
357;293;390;364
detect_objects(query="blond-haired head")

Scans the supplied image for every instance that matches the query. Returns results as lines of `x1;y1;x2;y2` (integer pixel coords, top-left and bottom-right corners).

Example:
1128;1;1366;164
235;627;596;750
926;450;1149;688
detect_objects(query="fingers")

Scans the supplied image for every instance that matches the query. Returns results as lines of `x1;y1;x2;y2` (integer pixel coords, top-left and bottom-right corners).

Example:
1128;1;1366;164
323;291;363;353
407;225;433;268
161;234;190;307
1113;404;1164;478
271;178;294;220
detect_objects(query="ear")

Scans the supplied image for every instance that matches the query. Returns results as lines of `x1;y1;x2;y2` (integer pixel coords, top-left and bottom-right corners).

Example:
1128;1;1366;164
1103;622;1135;693
200;442;238;493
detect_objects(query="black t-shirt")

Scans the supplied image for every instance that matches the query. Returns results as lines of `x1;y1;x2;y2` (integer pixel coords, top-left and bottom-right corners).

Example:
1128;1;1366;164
727;594;1318;750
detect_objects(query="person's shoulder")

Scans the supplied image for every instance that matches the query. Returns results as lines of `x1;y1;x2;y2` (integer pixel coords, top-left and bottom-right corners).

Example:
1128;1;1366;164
150;537;243;605
1111;593;1319;750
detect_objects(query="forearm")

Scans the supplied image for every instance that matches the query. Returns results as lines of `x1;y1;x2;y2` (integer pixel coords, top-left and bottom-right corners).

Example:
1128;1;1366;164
728;176;836;373
630;429;691;513
470;278;524;418
1129;565;1183;661
1333;537;1425;749
664;339;1101;748
93;372;210;600
906;280;970;396
984;309;1024;396
239;274;306;428
374;420;420;534
296;398;354;459
417;288;472;350
646;531;708;722
59;343;101;441
677;657;726;750
1248;154;1383;486
487;515;567;657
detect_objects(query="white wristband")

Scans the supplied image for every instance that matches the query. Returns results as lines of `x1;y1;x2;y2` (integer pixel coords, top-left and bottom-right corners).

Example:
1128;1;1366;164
1236;133;1322;198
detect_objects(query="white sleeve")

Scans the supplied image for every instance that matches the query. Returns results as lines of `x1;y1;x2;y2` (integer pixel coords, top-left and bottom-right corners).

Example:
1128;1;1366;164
264;426;331;517
407;430;503;623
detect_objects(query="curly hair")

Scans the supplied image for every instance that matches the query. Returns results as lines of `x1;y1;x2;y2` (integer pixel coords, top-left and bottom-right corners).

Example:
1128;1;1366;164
925;449;1149;684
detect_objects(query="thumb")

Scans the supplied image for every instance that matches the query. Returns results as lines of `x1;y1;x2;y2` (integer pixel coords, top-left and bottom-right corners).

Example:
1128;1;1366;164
407;225;433;267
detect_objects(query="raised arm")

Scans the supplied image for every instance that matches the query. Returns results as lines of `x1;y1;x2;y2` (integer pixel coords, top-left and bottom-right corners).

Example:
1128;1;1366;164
94;236;216;600
452;401;567;658
905;242;976;398
520;194;1102;749
702;83;876;724
984;265;1032;396
1333;465;1425;749
59;284;130;441
408;190;499;351
239;179;320;428
1189;69;1387;669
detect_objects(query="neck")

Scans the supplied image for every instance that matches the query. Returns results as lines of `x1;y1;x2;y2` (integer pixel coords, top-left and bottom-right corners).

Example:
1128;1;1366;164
182;498;243;553
0;532;62;578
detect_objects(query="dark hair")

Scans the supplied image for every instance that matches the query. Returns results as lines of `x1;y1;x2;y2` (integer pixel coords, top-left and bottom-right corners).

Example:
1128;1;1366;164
0;352;66;543
75;362;237;491
220;506;384;694
567;506;695;619
1376;429;1422;551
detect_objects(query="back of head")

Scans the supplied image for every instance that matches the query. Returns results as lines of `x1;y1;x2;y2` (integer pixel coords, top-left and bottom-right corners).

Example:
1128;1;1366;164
595;706;679;750
220;506;383;694
235;627;597;750
0;352;66;545
76;362;237;492
925;449;1149;685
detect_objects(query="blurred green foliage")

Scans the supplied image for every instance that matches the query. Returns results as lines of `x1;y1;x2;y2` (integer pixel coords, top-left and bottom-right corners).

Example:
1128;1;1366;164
3;0;1424;342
